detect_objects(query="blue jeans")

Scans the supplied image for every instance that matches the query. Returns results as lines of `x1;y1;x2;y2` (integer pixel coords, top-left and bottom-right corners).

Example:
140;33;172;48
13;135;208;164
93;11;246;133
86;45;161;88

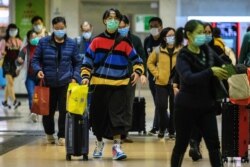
25;76;38;110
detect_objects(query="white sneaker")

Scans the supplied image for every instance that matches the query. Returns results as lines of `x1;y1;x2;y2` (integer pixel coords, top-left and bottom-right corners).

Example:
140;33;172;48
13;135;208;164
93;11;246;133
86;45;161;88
30;113;38;122
57;138;65;146
46;134;56;144
93;141;104;158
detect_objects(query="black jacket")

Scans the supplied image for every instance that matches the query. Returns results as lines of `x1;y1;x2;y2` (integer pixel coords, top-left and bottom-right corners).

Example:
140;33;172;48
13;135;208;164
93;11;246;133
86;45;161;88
175;45;224;108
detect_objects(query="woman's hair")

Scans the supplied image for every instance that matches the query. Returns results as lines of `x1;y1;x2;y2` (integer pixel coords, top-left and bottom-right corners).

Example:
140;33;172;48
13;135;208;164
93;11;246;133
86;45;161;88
203;22;213;34
52;16;66;26
184;19;204;39
175;27;185;47
102;8;122;23
5;23;21;41
26;30;36;44
213;27;221;38
160;27;175;48
121;15;130;25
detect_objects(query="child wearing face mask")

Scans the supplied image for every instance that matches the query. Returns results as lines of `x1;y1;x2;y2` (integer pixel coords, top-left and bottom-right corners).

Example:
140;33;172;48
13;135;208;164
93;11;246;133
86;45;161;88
1;23;22;110
147;27;182;139
16;30;40;122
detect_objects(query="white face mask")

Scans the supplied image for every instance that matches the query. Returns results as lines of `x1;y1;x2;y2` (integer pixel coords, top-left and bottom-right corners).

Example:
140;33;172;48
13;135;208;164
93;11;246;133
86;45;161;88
9;29;18;37
82;32;92;39
166;36;175;45
33;24;43;33
150;28;160;36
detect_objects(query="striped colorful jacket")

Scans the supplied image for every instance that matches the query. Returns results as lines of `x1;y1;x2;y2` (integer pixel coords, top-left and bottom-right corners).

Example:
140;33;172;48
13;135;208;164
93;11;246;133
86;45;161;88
81;31;144;86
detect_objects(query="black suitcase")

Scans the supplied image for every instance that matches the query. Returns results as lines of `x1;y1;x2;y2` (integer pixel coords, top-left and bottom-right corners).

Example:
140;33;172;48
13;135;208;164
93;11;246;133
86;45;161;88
129;97;146;134
65;112;89;161
221;102;249;163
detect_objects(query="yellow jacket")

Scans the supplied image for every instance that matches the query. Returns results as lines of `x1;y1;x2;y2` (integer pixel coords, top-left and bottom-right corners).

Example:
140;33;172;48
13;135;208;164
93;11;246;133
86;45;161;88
147;46;181;86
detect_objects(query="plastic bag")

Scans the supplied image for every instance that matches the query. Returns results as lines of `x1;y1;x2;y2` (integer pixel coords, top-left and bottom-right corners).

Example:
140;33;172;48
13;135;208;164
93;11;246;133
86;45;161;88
66;83;88;115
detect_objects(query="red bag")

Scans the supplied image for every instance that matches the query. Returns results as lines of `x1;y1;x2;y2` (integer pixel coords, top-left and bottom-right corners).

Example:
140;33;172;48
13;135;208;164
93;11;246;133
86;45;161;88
31;79;50;115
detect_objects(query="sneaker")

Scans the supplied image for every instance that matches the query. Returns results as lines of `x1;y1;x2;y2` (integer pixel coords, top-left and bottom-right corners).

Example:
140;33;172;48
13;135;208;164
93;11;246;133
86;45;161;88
13;100;21;109
112;144;127;160
57;138;65;146
158;131;165;139
169;133;176;140
30;113;38;123
46;134;56;144
2;101;11;109
93;141;104;158
148;128;158;136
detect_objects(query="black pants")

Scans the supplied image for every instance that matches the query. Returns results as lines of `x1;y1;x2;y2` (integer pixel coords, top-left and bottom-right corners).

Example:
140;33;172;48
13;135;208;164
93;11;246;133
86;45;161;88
168;85;175;134
155;85;170;132
148;73;159;130
90;85;128;139
171;105;221;167
42;85;68;138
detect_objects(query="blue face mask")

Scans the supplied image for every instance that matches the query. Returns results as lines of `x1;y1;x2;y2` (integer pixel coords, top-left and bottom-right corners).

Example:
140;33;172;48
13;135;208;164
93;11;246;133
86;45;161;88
194;34;206;46
166;36;175;45
118;27;129;37
205;34;212;43
54;29;66;38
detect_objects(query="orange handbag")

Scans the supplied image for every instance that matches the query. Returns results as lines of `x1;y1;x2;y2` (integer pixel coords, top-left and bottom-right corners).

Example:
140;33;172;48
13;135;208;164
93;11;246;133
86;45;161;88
31;79;50;115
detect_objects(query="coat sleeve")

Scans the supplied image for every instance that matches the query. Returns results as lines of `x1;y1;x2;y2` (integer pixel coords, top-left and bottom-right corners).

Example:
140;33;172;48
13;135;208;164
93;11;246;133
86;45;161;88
147;50;158;78
239;32;250;64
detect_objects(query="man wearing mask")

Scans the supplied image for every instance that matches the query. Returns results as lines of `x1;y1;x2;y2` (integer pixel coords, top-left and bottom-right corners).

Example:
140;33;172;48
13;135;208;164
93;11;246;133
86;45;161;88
76;21;93;59
81;8;144;160
31;16;82;146
31;15;50;38
144;17;163;135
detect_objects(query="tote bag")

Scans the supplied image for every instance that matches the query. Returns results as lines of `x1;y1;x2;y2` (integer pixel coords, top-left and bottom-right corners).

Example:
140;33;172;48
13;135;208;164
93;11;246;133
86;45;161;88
66;83;88;115
31;79;50;115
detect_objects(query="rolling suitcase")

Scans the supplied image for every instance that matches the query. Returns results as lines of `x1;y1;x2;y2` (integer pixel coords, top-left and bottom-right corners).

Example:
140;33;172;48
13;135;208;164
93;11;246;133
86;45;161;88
65;112;89;161
221;102;249;163
129;85;146;134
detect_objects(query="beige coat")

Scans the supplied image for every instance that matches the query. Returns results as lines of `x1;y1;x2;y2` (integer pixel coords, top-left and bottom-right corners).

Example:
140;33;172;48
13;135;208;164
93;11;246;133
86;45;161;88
147;46;180;85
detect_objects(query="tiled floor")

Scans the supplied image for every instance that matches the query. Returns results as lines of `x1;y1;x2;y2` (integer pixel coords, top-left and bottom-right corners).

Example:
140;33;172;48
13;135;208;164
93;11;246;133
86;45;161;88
0;87;249;167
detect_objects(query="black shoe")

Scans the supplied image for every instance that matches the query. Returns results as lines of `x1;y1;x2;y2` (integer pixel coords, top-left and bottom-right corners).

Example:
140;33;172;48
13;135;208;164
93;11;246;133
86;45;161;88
158;131;165;139
148;128;158;136
169;133;176;140
13;100;21;109
2;101;11;109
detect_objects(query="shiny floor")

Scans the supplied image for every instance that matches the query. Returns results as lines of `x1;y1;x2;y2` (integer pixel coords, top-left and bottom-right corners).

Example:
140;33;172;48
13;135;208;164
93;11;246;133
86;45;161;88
0;87;249;167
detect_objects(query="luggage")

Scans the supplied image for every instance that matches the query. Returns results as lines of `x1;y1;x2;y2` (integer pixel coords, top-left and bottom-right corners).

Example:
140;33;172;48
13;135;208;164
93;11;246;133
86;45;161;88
129;96;146;134
221;102;249;163
65;112;89;161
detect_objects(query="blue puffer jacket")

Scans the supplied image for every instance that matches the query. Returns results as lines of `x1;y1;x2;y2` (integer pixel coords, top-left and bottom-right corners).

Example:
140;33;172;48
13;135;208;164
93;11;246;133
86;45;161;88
31;35;82;87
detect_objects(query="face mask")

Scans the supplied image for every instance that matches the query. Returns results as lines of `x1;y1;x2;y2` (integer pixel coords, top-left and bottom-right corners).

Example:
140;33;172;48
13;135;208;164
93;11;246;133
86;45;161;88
33;25;43;33
194;34;206;46
30;37;40;46
205;34;212;43
9;29;18;37
118;27;129;37
82;32;92;39
150;28;160;36
54;29;66;39
166;36;175;45
106;19;119;31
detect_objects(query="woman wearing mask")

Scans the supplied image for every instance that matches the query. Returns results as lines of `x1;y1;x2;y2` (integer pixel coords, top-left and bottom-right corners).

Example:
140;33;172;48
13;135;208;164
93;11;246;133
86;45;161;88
1;23;22;109
147;27;181;139
31;16;82;146
81;8;144;160
16;30;40;122
170;20;228;167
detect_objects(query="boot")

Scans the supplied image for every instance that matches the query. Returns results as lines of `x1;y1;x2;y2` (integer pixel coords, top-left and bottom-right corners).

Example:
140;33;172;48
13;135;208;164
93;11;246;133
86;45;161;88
209;150;224;167
171;152;184;167
189;139;202;161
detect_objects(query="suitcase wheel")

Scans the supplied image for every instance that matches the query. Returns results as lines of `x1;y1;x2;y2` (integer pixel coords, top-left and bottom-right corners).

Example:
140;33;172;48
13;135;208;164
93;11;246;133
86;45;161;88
241;157;249;163
83;154;88;161
66;154;71;161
